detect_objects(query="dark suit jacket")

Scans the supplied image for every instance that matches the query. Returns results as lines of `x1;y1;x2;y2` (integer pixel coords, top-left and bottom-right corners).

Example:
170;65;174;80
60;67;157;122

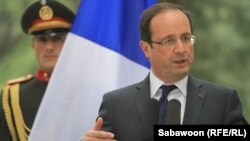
99;75;248;141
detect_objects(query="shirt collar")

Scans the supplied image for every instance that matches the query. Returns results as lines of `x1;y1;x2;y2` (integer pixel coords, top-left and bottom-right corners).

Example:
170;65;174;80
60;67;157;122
36;69;51;82
149;70;188;98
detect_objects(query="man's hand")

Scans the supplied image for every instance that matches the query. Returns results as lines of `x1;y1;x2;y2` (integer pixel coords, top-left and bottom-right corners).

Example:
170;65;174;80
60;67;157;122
81;117;117;141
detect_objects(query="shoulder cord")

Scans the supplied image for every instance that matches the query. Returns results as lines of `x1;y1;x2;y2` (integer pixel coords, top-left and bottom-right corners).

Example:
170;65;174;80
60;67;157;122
2;83;31;141
2;84;17;141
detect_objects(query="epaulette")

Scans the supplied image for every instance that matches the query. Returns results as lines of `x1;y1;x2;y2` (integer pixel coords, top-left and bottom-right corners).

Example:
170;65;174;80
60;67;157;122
6;74;34;85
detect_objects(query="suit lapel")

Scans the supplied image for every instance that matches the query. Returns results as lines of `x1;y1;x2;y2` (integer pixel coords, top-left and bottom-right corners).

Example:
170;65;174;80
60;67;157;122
133;75;159;140
133;75;159;122
183;75;206;124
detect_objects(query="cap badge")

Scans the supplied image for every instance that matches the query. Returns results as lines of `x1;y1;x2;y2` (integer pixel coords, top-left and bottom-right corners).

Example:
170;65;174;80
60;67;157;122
39;5;53;20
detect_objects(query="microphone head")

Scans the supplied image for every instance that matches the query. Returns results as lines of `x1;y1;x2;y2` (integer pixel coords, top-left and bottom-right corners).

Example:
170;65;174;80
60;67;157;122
166;99;181;124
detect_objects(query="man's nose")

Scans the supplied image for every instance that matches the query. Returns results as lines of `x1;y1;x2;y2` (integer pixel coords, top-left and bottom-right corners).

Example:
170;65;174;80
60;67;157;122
173;39;186;53
44;39;55;49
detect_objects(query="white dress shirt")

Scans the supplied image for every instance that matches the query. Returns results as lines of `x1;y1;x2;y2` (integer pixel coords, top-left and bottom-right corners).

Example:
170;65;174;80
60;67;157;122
149;70;188;124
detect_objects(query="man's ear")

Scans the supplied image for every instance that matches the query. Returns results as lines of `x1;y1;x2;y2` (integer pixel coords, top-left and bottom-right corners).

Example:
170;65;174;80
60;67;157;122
140;40;150;59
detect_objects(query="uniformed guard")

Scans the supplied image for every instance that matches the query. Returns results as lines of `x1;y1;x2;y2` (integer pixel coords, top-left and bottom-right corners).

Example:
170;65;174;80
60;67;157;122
0;0;75;140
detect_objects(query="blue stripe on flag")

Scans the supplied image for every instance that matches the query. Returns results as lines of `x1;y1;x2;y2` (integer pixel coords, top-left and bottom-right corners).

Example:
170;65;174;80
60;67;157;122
71;0;156;68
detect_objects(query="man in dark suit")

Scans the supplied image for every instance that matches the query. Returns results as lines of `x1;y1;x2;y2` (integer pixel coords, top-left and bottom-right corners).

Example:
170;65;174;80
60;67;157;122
0;1;75;140
82;2;248;141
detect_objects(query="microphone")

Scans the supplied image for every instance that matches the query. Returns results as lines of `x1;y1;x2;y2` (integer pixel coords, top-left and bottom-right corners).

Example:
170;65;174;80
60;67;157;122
166;99;181;124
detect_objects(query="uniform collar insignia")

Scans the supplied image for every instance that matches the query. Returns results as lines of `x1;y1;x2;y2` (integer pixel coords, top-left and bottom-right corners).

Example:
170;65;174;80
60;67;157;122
36;69;51;82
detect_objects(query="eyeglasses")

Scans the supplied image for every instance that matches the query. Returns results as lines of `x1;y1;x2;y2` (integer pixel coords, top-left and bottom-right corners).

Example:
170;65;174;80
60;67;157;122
151;35;196;48
32;32;67;42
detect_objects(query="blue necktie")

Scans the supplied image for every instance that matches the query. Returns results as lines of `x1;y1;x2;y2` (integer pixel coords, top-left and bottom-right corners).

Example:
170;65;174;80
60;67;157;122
158;85;176;124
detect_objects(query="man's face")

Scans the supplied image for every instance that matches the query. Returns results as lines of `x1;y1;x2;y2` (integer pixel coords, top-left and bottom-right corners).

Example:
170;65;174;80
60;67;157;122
140;9;194;83
32;32;67;72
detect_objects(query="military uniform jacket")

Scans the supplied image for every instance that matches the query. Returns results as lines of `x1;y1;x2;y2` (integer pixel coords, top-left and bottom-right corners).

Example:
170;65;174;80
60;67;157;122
0;75;48;141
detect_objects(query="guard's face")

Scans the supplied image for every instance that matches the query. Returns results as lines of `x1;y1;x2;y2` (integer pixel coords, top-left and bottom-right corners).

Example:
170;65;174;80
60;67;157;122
32;32;67;72
140;10;194;83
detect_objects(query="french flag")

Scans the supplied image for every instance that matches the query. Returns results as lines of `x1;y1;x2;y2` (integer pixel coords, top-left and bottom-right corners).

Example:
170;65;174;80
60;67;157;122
29;0;156;140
